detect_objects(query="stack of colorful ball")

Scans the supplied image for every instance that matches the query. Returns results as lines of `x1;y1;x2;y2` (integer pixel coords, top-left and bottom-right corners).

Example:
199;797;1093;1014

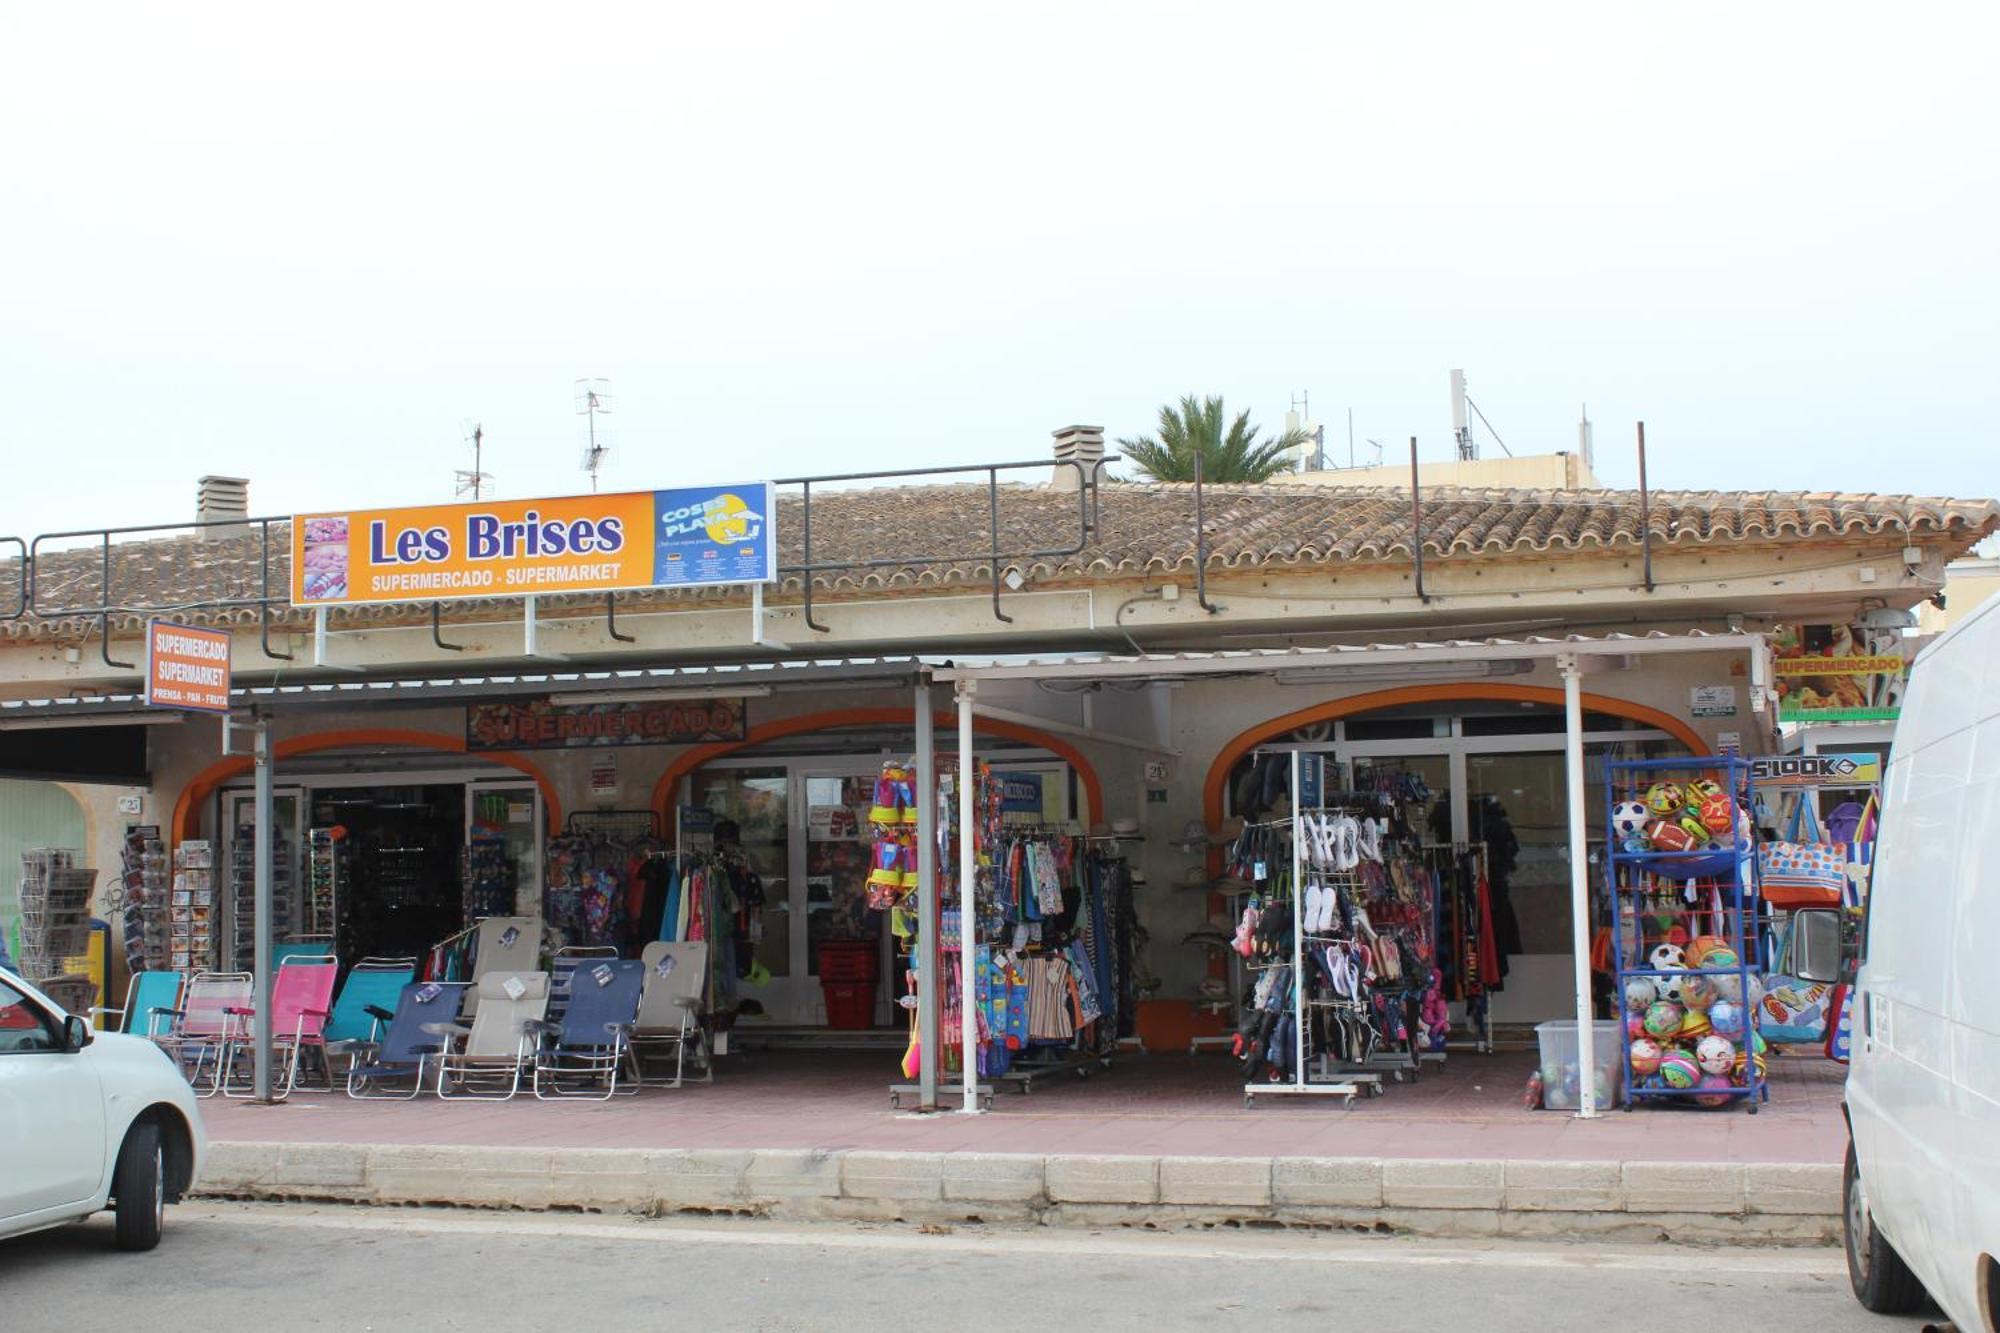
1609;778;1749;856
1622;961;1765;1108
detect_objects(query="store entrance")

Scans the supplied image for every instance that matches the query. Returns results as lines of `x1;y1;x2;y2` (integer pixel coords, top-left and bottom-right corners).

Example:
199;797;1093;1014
312;785;466;963
689;746;1078;1031
1230;703;1685;1023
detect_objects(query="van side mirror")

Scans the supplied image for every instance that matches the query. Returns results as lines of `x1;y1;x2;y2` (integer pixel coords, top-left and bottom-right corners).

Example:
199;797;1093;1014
62;1014;93;1052
1789;908;1845;984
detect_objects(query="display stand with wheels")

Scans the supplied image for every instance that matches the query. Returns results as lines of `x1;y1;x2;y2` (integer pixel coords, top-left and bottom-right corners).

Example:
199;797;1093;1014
1243;751;1362;1107
1606;755;1768;1112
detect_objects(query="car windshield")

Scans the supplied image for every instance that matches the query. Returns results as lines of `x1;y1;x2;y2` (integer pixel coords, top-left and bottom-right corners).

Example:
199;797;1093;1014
0;978;60;1054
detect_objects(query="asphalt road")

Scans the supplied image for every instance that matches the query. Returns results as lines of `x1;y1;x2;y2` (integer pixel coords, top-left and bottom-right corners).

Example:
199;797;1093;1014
2;1203;1927;1332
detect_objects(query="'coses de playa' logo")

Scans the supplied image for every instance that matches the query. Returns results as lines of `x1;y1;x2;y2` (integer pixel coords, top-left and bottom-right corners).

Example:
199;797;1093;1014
659;491;764;547
701;492;763;544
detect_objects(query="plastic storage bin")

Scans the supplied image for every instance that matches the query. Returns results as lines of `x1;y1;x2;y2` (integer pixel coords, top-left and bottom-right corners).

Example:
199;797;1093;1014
1535;1019;1623;1111
822;981;877;1029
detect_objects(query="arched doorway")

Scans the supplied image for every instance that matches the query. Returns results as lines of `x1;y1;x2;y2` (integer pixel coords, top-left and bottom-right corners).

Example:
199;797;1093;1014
658;709;1104;1027
174;730;560;970
1207;686;1696;1024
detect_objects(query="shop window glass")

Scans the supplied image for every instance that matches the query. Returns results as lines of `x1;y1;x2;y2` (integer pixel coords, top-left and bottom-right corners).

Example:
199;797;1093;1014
804;774;875;976
1460;710;1639;737
1344;718;1437;742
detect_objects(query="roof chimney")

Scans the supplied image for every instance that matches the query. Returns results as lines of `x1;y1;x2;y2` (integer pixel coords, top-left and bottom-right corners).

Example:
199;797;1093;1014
1050;424;1104;491
197;475;250;538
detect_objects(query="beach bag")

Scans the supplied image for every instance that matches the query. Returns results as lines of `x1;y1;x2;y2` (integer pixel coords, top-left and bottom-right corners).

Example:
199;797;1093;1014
1758;799;1846;908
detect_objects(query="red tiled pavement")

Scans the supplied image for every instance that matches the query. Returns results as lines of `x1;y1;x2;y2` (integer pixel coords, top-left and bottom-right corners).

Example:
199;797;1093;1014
200;1046;1849;1166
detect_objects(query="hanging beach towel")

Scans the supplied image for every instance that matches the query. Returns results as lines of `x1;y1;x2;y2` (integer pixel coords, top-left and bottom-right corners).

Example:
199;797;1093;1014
1758;797;1846;908
1839;792;1879;909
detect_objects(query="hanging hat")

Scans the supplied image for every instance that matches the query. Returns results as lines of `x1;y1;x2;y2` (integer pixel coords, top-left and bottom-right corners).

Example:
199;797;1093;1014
1111;816;1141;836
1089;821;1113;838
1171;819;1209;852
1208;815;1248;845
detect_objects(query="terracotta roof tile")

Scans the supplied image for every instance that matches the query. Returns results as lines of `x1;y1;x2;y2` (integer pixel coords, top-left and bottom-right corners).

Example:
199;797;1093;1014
0;482;1993;641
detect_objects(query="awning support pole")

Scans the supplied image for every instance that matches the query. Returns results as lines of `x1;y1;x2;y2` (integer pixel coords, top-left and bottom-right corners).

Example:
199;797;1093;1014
956;681;982;1114
1561;654;1598;1118
252;711;276;1103
914;683;938;1111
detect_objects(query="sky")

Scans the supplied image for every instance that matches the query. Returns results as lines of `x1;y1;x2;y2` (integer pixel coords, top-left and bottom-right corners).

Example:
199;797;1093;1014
2;2;1996;539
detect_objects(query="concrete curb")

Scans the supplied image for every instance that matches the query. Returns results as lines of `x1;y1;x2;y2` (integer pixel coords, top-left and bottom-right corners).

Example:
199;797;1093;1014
194;1142;1841;1244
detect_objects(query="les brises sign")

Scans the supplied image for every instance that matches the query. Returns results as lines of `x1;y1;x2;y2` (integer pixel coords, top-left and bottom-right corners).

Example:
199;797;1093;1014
291;484;776;606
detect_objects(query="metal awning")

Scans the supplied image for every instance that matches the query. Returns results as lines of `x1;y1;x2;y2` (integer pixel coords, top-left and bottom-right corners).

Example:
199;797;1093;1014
0;657;932;725
933;629;1771;685
0;632;1771;725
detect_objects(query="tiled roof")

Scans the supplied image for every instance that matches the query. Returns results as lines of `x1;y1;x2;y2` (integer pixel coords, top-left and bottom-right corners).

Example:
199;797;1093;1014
1;483;1993;641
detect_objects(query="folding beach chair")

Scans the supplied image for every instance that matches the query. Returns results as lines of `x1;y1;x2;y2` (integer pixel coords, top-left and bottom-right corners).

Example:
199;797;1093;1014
152;971;252;1098
220;953;339;1096
632;941;710;1087
346;980;468;1099
434;971;549;1101
531;959;644;1100
549;945;620;1026
323;957;418;1073
92;969;184;1040
463;916;539;1018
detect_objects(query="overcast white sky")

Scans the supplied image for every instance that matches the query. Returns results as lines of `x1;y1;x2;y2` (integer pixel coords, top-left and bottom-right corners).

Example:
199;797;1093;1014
2;2;1995;537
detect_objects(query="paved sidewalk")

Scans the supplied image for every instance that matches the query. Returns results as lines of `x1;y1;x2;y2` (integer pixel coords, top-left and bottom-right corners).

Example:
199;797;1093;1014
199;1047;1849;1166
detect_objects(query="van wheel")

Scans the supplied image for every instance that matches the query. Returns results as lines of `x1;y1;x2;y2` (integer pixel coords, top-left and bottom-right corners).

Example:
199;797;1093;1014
1844;1143;1924;1313
112;1120;165;1252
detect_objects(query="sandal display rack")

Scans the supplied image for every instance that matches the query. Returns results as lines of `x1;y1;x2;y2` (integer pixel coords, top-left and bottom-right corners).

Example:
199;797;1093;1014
1243;750;1363;1106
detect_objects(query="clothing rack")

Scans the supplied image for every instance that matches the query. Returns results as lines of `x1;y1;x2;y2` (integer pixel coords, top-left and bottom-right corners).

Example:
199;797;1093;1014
1423;841;1496;1054
990;842;1134;1093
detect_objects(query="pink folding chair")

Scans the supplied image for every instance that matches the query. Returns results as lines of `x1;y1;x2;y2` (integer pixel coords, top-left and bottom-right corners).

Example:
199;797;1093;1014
153;971;252;1098
221;954;340;1097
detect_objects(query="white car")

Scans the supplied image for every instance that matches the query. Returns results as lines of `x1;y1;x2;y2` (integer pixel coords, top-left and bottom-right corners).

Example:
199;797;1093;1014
0;966;205;1251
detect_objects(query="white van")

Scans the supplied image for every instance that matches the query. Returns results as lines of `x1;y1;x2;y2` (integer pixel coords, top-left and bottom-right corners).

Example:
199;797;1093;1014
1844;594;2000;1327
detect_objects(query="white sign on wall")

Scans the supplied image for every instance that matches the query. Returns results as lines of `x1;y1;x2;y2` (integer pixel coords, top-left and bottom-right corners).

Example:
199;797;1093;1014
1691;685;1739;719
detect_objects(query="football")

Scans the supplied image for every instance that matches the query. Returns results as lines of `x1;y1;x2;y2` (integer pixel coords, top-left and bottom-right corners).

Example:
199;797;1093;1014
1612;801;1651;840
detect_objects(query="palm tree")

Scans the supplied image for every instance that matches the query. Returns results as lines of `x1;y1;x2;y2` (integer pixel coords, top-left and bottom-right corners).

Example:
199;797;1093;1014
1117;394;1310;484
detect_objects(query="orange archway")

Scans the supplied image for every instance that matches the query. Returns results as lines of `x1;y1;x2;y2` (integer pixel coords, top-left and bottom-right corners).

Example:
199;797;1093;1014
652;708;1105;832
1201;683;1704;841
170;727;562;846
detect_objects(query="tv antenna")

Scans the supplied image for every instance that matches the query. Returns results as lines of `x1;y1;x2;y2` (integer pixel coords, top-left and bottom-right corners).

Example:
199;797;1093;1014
575;378;612;491
454;421;493;500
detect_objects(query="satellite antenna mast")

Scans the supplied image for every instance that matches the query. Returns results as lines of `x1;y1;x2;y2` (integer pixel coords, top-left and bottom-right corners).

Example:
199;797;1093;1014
575;378;612;492
454;421;493;500
1450;369;1476;461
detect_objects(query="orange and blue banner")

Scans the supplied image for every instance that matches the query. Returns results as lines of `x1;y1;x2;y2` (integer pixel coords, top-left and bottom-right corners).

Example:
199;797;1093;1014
291;483;776;606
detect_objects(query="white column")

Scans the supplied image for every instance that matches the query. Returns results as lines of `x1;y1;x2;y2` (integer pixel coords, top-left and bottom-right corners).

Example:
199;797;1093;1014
1291;749;1306;1087
956;681;981;1114
252;712;275;1102
1561;655;1599;1118
914;682;938;1111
